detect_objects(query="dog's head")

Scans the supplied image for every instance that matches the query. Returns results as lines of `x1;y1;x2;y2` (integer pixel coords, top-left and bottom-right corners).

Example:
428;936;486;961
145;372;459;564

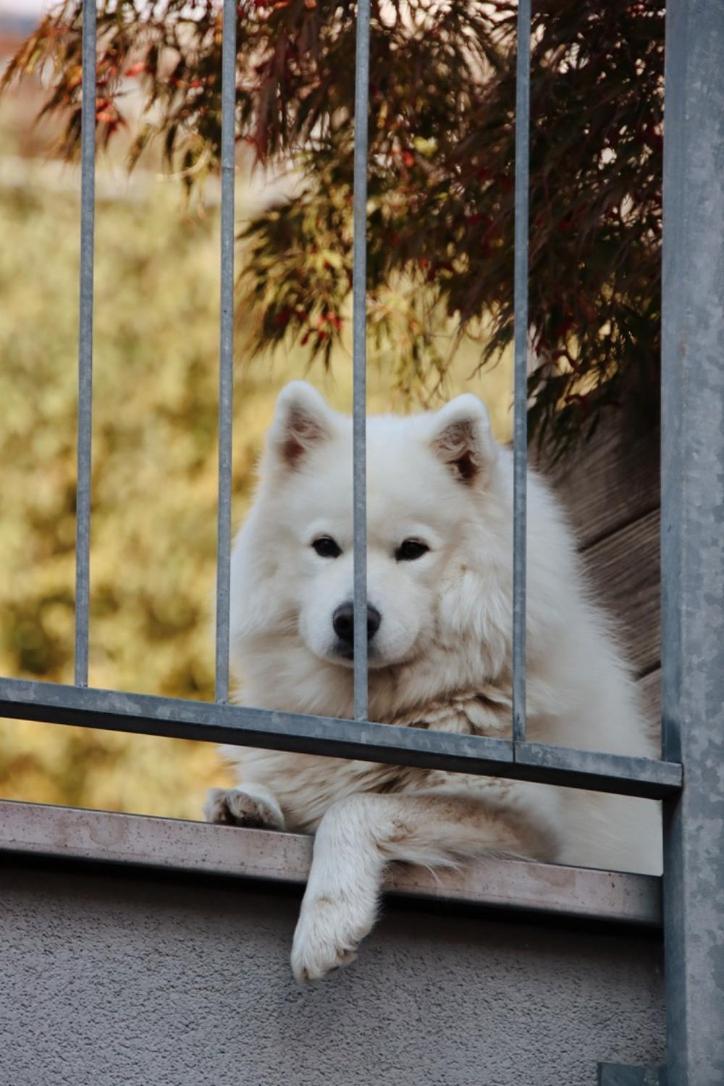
241;381;502;677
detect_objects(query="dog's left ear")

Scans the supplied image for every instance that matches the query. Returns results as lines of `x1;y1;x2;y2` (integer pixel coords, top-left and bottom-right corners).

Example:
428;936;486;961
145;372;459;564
267;381;335;471
429;394;497;485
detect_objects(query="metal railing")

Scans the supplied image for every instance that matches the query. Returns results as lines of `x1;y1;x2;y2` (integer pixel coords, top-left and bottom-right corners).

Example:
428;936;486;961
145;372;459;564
0;0;722;1081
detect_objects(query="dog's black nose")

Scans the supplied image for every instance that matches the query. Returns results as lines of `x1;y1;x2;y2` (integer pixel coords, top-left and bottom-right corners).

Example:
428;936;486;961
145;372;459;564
332;602;381;645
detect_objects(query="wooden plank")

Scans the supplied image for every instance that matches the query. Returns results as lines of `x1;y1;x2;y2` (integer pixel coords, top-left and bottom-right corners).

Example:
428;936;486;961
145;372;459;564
538;416;663;745
540;415;659;550
582;509;661;677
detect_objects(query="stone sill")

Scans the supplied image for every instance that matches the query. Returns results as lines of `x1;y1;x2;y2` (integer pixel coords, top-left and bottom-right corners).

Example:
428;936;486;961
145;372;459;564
0;799;661;928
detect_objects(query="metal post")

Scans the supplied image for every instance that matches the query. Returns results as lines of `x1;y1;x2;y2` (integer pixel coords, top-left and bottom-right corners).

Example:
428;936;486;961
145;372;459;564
661;1;724;1081
351;0;371;721
512;0;531;743
215;0;237;703
74;0;97;687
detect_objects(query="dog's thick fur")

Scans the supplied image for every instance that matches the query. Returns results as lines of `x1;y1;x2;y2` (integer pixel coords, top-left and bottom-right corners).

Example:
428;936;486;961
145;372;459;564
206;382;661;981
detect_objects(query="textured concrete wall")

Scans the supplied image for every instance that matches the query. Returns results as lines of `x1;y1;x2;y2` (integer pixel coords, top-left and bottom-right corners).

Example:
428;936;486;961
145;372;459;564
0;861;664;1086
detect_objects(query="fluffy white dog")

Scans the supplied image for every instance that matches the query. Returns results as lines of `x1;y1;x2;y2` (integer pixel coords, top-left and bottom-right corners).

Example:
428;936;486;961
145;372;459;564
205;381;661;981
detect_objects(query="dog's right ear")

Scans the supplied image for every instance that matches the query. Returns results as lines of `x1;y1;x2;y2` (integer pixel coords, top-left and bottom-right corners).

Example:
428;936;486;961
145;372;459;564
267;381;334;470
428;394;498;485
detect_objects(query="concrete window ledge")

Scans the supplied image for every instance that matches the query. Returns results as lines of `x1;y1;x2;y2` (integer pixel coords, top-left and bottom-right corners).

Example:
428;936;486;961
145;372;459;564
0;798;660;927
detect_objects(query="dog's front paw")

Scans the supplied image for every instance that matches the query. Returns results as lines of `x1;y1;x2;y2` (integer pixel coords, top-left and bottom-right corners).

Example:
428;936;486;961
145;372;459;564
204;786;285;830
291;896;372;983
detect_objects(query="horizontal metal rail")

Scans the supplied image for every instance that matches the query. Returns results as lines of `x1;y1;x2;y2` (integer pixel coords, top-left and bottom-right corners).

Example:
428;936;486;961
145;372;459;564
0;677;681;799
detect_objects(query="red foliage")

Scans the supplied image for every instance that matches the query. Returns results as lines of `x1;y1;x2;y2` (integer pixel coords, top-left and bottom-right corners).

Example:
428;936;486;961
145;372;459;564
2;0;665;453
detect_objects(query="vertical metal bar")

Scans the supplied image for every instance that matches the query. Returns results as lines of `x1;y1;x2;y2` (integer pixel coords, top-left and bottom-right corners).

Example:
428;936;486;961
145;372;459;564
351;0;371;721
661;0;724;1081
512;0;531;743
74;0;97;688
215;0;236;703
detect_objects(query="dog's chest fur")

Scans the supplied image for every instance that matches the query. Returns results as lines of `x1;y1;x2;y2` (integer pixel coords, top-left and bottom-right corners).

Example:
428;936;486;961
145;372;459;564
226;690;516;834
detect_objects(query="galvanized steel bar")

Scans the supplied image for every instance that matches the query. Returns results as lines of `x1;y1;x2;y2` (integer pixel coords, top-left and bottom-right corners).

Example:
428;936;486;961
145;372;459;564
351;0;371;721
513;741;681;798
511;0;531;742
214;0;237;703
660;0;724;1080
74;0;97;687
0;678;682;798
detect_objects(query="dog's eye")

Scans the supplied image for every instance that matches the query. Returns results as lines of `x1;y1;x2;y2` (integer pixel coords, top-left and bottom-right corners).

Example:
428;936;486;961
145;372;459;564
395;539;430;562
312;536;342;559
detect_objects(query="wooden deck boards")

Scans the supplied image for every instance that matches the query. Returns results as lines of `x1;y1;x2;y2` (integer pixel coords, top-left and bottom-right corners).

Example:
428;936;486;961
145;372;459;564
539;413;661;734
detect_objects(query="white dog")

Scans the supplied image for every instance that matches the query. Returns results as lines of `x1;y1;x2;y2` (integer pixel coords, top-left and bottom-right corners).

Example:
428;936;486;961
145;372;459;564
205;381;661;981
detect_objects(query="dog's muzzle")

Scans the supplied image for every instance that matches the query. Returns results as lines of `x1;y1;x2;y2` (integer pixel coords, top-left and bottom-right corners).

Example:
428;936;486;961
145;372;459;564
332;601;381;658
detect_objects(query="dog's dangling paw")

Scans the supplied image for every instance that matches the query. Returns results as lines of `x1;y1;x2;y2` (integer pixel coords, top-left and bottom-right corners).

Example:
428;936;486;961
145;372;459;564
290;897;369;983
291;942;358;985
204;785;286;831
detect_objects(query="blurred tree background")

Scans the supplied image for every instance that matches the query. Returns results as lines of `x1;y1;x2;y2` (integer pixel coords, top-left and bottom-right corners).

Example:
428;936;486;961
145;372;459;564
4;0;664;448
0;73;512;818
0;0;663;818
